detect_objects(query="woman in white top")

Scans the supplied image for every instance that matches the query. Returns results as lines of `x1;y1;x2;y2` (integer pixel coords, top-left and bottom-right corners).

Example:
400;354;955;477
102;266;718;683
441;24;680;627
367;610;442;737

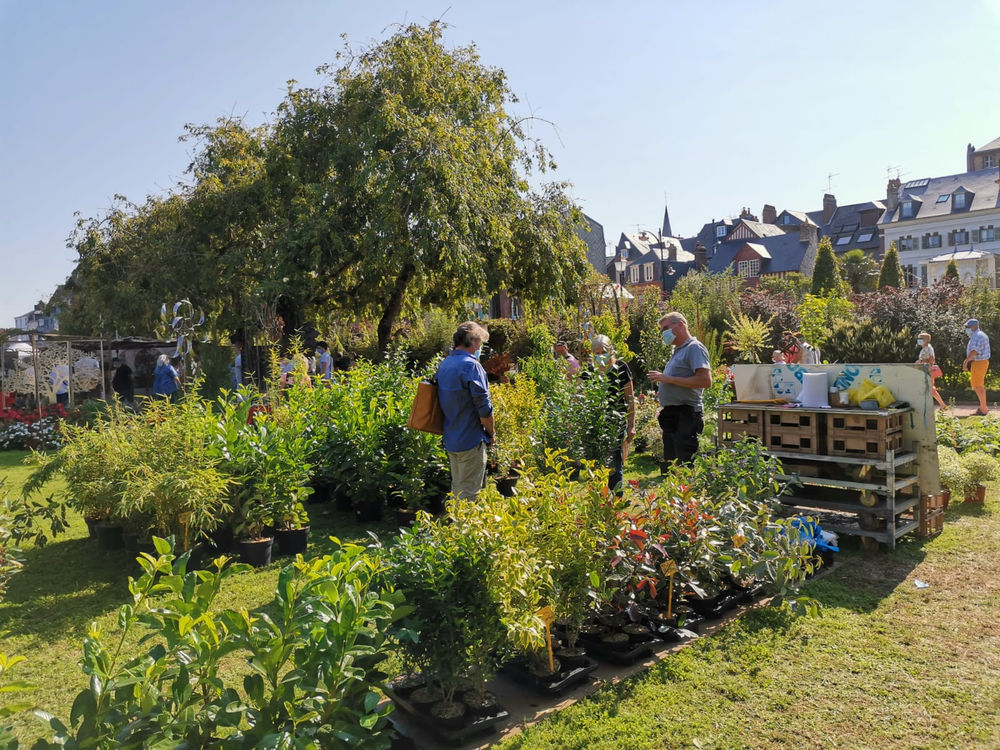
916;331;947;410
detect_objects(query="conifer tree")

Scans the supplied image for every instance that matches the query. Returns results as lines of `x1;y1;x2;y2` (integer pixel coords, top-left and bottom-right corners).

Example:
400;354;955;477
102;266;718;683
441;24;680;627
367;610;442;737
811;238;844;295
945;259;960;280
877;243;904;289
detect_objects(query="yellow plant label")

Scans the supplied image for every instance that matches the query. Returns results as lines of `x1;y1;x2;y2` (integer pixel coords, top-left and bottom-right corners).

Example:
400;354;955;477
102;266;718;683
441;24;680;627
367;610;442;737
537;606;556;627
660;560;678;577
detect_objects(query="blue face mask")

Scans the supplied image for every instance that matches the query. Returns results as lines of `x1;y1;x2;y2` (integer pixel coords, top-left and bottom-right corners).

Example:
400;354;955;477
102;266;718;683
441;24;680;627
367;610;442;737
966;328;974;337
662;328;676;346
594;353;609;367
473;347;483;360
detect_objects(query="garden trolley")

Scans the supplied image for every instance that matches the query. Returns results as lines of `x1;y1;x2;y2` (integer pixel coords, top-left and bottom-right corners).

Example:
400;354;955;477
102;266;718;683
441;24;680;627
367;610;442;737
726;363;943;551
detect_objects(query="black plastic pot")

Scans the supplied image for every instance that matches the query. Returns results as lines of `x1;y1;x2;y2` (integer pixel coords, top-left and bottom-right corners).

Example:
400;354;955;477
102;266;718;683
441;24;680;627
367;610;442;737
84;516;102;540
461;690;500;718
334;485;353;512
409;686;444;714
496;476;518;497
388;673;427;701
236;537;274;567
555;647;589;669
274;526;309;556
96;522;125;551
308;481;332;505
394;508;419;527
430;700;467;730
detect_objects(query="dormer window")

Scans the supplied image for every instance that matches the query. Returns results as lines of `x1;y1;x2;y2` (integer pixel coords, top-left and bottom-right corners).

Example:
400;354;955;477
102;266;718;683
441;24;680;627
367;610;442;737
953;191;967;209
715;225;727;238
901;200;915;218
985;155;997;168
781;214;794;225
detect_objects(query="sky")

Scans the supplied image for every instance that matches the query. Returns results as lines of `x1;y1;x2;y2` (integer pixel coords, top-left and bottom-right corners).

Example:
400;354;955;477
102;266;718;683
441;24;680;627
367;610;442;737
3;0;1000;326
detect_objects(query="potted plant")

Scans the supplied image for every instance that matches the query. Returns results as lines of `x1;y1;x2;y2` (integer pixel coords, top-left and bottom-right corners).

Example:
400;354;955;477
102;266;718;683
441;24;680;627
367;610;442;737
960;451;998;503
936;447;968;508
490;378;543;495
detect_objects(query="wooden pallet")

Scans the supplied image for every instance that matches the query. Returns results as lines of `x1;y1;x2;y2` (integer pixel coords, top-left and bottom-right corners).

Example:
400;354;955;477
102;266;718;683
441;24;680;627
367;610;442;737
767;411;820;430
827;430;904;458
767;424;821;454
718;407;764;446
827;412;906;434
919;492;946;538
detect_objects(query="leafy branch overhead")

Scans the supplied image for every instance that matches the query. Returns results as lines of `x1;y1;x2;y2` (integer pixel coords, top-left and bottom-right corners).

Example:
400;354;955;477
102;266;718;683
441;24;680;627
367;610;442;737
61;22;590;352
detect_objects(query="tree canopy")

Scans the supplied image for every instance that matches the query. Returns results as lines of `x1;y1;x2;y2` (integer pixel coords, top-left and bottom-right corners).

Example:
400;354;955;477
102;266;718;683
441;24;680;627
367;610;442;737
839;249;879;293
61;22;589;353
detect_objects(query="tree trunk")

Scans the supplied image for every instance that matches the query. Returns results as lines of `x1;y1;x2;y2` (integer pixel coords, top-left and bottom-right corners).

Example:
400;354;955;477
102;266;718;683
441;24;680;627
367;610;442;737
376;264;415;356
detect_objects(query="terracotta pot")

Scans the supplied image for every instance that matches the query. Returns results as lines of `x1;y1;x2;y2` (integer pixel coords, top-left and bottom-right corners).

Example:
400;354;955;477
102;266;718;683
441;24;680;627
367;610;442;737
941;489;951;509
965;484;987;503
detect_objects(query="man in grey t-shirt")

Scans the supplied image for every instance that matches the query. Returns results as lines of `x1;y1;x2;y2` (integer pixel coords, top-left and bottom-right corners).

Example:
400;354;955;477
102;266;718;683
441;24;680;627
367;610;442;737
646;312;712;465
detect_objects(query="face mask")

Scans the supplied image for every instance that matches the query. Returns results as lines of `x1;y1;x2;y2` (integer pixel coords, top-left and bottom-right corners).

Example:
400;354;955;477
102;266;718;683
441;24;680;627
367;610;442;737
661;329;676;346
473;347;483;360
594;353;609;366
916;339;925;346
966;328;974;337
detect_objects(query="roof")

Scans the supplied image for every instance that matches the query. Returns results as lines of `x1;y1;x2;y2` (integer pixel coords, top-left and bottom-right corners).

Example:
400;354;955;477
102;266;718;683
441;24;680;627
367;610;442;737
576;212;609;273
881;167;1000;224
618;231;694;263
744;242;772;259
734;220;785;238
974;137;1000;153
928;250;988;263
820;199;886;252
706;233;810;275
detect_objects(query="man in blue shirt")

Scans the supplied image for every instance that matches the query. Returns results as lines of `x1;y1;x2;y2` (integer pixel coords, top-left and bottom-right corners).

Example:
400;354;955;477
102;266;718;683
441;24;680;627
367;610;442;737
646;312;712;466
436;321;495;500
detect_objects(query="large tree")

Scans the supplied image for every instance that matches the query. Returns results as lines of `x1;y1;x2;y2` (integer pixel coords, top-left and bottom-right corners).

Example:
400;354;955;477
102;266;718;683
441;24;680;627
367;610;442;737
61;22;589;353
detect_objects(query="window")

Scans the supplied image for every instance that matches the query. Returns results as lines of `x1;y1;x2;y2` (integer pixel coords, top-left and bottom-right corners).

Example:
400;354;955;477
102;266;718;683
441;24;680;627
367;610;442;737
953;230;969;245
920;265;928;287
737;259;760;278
715;224;727;238
898;236;916;251
936;194;950;203
953;192;967;209
643;263;654;282
901;201;915;218
781;214;795;225
629;265;640;283
982;227;997;242
985;155;997;168
923;234;942;249
857;232;874;243
836;236;851;246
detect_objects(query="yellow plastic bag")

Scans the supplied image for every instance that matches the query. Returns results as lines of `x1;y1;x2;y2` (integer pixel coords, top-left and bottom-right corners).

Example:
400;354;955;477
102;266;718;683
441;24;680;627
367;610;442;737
866;385;895;408
848;378;881;406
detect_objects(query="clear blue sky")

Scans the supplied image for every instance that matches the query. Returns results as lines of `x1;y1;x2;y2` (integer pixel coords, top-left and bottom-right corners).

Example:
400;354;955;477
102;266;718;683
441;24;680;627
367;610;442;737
3;0;999;326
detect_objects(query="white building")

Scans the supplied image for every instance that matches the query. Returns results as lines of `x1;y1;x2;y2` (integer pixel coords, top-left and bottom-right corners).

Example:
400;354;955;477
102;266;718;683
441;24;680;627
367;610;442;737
880;166;1000;287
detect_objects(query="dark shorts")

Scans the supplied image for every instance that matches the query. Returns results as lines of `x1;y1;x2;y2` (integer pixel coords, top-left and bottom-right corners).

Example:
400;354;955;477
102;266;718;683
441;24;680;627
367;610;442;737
658;404;704;466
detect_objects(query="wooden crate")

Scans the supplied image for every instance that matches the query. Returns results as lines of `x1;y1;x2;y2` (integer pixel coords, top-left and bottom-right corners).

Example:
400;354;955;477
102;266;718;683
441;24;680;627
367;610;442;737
718;407;764;446
827;412;906;435
767;411;820;430
766;424;821;454
919;493;946;538
827;430;904;458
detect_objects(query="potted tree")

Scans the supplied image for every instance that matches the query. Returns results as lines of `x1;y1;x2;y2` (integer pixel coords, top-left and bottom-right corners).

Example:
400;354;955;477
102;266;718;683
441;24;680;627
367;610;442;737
489;378;542;496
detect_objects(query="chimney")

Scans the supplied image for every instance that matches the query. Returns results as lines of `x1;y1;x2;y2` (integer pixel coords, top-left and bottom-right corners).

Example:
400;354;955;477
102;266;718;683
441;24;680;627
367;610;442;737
968;142;975;172
667;240;677;262
694;240;707;270
886;178;901;214
822;194;837;225
799;222;817;247
762;204;777;224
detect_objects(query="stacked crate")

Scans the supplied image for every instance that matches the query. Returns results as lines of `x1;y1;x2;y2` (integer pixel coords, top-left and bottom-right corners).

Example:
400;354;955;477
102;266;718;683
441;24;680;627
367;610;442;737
919;492;946;538
765;411;821;454
717;407;764;447
826;412;905;458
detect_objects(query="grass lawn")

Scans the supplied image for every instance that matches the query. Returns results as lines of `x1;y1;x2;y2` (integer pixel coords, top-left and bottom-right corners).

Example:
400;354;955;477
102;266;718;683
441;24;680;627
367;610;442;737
3;449;1000;748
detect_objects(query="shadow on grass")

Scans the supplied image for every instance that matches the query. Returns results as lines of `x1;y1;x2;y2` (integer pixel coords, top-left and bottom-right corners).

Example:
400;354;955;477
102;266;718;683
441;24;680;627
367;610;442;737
1;535;134;641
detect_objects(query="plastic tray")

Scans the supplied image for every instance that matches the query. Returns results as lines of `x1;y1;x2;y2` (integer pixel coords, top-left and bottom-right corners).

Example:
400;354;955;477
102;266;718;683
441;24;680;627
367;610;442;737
502;656;599;695
385;687;511;744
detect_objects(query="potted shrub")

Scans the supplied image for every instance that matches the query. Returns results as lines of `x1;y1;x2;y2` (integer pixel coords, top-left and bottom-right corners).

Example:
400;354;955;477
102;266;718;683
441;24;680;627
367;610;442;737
960;451;998;503
937;447;968;508
490;378;543;495
387;511;508;726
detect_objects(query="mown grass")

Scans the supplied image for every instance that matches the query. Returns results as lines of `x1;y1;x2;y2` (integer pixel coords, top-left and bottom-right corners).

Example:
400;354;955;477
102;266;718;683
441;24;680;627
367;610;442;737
0;449;400;744
4;449;1000;748
498;498;1000;749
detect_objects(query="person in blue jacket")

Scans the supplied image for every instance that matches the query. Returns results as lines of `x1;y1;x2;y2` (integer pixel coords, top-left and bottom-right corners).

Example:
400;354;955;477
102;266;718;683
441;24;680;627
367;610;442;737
152;354;181;402
435;321;494;500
